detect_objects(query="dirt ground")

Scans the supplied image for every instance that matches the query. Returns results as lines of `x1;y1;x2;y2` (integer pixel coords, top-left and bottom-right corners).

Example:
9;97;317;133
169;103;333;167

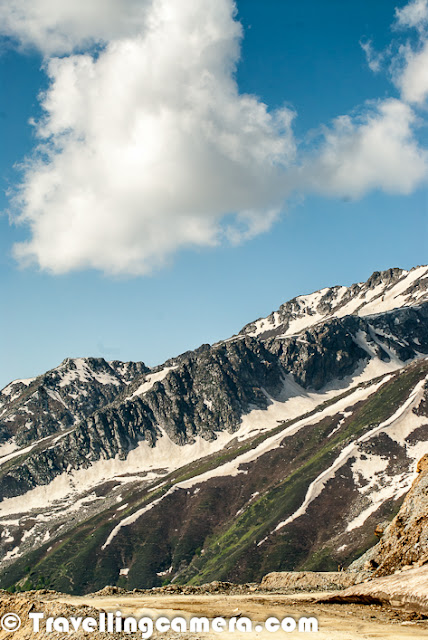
1;589;427;640
57;591;428;640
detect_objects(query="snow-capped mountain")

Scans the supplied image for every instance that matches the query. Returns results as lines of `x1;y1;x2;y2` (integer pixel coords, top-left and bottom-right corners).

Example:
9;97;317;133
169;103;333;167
0;265;427;593
240;265;428;340
0;357;149;448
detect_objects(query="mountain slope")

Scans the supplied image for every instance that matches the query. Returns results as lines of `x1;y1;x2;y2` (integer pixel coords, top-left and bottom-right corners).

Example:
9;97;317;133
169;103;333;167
1;358;427;593
0;302;426;505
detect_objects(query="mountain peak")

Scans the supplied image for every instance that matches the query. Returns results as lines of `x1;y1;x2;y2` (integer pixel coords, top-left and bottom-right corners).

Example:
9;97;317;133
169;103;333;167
239;265;428;341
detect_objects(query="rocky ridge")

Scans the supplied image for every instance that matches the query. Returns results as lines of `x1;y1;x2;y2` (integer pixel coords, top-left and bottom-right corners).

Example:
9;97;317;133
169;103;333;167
0;358;149;447
240;265;428;340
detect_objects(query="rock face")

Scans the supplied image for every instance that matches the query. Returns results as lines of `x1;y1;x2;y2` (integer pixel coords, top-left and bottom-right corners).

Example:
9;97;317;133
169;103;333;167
0;357;149;447
263;305;428;389
0;338;285;500
261;571;369;590
353;453;428;576
0;265;428;594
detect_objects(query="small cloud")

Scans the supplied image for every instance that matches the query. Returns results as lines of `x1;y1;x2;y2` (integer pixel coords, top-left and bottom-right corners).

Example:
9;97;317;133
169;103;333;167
301;99;428;199
393;40;428;105
395;0;428;31
360;39;384;73
0;0;155;56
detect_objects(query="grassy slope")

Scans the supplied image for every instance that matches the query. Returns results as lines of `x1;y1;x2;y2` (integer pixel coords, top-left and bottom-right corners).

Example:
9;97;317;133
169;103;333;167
179;359;428;583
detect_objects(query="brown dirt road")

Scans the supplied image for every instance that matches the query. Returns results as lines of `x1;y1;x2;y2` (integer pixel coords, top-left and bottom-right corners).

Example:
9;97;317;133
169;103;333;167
60;592;428;640
1;591;427;640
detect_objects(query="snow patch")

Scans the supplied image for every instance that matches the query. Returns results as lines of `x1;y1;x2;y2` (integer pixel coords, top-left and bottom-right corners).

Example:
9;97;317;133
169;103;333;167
128;366;178;399
0;436;53;467
3;546;21;562
1;378;35;397
58;358;121;388
0;426;238;519
346;474;411;532
102;486;179;549
0;440;18;459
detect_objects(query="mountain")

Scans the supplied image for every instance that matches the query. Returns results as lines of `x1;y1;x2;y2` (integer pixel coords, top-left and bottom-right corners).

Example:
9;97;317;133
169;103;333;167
0;265;427;594
0;357;149;447
239;265;428;340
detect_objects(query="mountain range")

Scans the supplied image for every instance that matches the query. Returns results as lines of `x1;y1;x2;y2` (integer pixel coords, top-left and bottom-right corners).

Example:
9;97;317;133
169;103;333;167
0;264;427;593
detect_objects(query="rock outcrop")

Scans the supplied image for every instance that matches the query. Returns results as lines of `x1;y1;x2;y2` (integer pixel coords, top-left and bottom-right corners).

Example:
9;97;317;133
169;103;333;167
354;454;428;576
0;358;149;447
261;571;369;591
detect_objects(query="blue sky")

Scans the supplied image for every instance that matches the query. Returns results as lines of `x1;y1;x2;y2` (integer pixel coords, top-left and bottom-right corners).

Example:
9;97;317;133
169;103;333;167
0;0;427;388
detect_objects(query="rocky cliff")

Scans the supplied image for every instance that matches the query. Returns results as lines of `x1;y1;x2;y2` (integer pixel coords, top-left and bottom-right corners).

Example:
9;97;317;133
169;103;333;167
353;453;428;576
0;358;149;447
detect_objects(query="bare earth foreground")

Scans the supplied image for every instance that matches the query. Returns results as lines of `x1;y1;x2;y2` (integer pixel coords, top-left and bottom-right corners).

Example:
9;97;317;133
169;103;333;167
1;588;427;640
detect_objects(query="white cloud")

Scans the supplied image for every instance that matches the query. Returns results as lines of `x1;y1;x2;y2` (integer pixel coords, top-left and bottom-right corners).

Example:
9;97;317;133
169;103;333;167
0;0;153;55
394;40;428;104
395;0;428;31
390;0;428;106
2;0;428;275
302;99;428;199
360;40;384;73
11;0;296;275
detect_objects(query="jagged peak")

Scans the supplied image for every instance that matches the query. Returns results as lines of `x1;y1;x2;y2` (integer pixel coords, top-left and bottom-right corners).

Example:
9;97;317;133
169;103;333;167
240;265;428;340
